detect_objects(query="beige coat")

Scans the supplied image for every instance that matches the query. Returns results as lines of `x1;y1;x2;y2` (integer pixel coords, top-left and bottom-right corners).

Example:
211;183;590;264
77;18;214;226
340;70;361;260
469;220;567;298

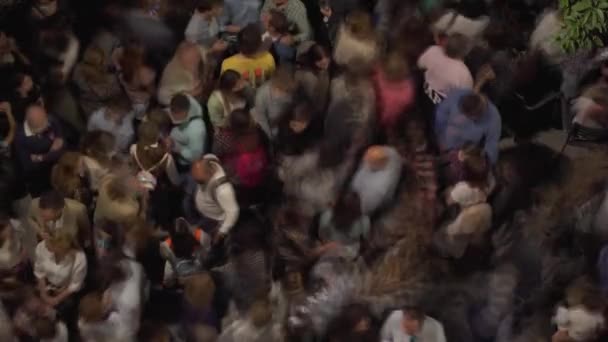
93;176;141;225
28;198;91;249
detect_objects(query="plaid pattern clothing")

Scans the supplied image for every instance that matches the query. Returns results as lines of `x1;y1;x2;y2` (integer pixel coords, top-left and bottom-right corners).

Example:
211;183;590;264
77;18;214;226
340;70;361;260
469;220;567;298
403;146;439;226
261;0;311;43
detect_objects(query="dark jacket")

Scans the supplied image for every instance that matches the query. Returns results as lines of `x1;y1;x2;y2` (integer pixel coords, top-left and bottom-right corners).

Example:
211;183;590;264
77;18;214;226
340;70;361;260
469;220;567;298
14;116;64;172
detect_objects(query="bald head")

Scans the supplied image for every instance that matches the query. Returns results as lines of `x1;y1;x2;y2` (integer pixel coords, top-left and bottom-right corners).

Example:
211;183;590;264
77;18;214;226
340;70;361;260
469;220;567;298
191;158;217;184
26;105;49;133
364;146;389;171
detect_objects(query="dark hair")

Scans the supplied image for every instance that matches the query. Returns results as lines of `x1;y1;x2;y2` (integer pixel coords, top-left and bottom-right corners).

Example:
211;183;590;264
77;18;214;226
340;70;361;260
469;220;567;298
459;93;484;118
137;120;160;146
402;306;425;321
326;303;377;342
269;10;289;34
333;191;362;231
298;44;328;71
238;23;263;56
33;317;57;339
94;259;127;291
461;144;488;189
228;109;251;133
170;94;191;114
444;33;469;59
196;0;224;12
218;69;241;93
171;218;198;259
39;190;65;211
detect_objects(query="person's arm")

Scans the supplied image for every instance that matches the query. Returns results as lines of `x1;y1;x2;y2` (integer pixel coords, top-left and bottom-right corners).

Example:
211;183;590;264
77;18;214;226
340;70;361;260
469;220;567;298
484;105;501;164
164;154;181;186
215;184;239;235
185;13;202;43
207;92;226;129
292;3;312;44
15;130;37;172
49;252;87;306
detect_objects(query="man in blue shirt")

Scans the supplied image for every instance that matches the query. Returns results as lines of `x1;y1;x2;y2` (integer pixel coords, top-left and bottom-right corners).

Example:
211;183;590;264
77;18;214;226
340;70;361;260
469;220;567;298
434;89;501;164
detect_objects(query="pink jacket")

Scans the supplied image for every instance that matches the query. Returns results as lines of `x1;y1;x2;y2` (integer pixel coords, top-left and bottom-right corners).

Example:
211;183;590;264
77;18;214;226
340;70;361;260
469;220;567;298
373;68;415;127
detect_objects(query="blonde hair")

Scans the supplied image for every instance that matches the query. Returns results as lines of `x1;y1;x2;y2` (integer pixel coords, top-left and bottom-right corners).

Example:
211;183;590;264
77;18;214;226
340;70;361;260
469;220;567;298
345;11;375;40
80;45;106;83
47;232;77;253
184;273;215;309
249;298;273;327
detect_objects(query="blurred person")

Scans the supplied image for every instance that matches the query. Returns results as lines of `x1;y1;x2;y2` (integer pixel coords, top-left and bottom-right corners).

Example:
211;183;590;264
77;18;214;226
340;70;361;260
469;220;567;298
185;0;228;52
0;29;30;70
213;109;270;204
220;0;262;30
263;10;296;66
167;93;207;168
218;298;283;342
87;97;136;152
78;292;120;342
276;98;323;156
0;215;29;293
373;52;415;142
350;145;402;215
261;0;312;45
72;45;122;116
94;173;144;225
9;72;41;124
571;82;608;129
221;23;276;88
318;191;370;259
252;66;296;137
79;130;114;192
434;90;501;164
50;152;92;207
15;104;65;197
181;272;219;338
33;316;68;342
418;33;473;104
294;42;330;113
28;190;90;245
326;303;378;342
333;10;379;70
130;121;181;229
381;306;447;342
115;42;157;118
13;290;56;339
34;233;87;310
207;69;248;130
158;41;210;105
190;155;239;240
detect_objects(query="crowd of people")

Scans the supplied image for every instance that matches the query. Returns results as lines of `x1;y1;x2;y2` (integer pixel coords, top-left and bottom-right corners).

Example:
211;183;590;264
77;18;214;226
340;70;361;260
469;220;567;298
1;0;608;341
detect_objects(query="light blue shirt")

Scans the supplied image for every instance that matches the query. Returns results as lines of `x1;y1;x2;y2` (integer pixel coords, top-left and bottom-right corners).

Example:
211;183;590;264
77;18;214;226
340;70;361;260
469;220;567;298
87;108;135;152
185;13;220;47
221;0;262;28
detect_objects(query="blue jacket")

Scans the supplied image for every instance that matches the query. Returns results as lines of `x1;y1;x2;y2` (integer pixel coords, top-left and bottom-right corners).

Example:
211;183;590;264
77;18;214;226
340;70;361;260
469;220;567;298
434;89;501;164
170;95;206;165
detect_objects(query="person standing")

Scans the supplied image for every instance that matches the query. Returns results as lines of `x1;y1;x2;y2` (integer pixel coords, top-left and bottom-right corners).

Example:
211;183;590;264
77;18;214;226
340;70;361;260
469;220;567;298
166;94;207;170
261;0;312;45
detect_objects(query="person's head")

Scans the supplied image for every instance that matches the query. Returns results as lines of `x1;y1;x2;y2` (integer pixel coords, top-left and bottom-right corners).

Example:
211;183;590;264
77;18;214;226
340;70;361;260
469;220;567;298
46;233;76;260
94;259;127;291
444;33;470;60
195;0;224;17
106;97;132;122
25;104;49;134
33;317;57;340
184;272;215;309
401;307;425;335
14;72;35;96
273;0;289;7
176;41;202;69
119;41;145;83
79;292;111;323
268;9;289;35
238;23;263;56
381;52;410;82
363;146;389;172
191;158;218;184
333;191;362;230
80;130;116;165
146;108;171;131
345;11;374;39
288;101;313;133
327;303;376;342
170;217;199;259
298;43;330;71
39;190;65;223
460;143;488;188
228;109;253;133
270;66;296;96
459;93;487;121
218;69;246;94
53;151;83;178
169;94;191;124
137;121;160;147
94;220;125;260
249;298;273;327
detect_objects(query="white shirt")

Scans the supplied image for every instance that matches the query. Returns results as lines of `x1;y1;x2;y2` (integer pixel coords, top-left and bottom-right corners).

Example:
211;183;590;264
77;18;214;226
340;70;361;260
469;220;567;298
381;311;447;342
417;45;473;98
194;159;240;234
107;259;145;342
34;241;87;293
553;305;605;341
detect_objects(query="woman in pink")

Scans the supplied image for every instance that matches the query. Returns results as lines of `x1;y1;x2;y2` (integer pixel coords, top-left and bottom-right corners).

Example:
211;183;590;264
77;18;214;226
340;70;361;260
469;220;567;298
373;52;415;142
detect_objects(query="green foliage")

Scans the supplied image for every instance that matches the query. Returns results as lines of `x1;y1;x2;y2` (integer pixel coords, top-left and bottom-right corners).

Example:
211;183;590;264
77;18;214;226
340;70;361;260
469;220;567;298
557;0;608;53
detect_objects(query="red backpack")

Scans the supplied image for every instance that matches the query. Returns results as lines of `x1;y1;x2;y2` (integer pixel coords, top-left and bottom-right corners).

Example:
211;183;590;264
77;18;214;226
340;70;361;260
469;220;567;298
234;144;268;188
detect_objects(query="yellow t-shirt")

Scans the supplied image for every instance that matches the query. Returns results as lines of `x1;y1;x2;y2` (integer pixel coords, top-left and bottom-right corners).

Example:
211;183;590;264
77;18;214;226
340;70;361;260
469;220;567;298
221;52;276;88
